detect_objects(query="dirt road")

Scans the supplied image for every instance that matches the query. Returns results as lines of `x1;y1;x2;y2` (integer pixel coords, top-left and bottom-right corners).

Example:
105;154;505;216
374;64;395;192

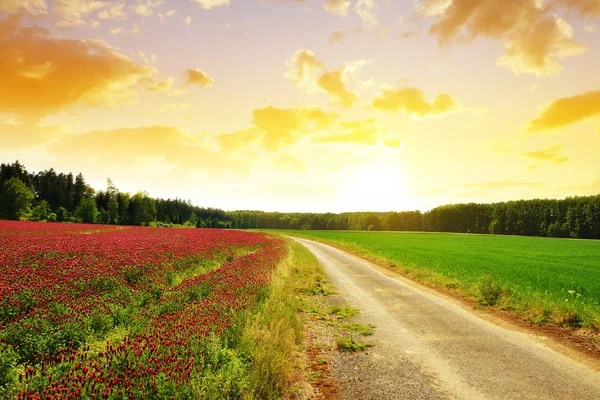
291;237;600;400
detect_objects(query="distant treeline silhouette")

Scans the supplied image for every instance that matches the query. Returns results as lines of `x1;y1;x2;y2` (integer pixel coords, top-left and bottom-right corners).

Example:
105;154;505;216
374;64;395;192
1;161;599;239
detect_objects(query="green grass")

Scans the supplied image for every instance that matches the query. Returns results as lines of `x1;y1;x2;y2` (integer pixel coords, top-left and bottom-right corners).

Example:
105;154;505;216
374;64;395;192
282;230;600;330
335;336;373;352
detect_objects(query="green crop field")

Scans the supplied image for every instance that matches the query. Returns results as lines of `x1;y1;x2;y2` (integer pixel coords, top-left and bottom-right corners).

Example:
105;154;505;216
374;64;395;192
283;230;600;329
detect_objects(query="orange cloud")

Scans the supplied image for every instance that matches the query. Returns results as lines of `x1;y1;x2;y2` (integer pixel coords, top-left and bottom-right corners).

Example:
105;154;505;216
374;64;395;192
184;69;215;87
217;128;264;152
526;90;600;133
252;106;339;151
50;125;252;177
0;15;154;122
314;119;381;146
285;49;369;107
318;70;358;107
522;145;569;164
314;119;401;148
373;87;461;117
426;0;587;76
0;121;67;150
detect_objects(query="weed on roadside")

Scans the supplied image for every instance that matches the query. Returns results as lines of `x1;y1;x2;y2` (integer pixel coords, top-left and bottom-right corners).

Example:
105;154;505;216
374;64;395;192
335;334;373;352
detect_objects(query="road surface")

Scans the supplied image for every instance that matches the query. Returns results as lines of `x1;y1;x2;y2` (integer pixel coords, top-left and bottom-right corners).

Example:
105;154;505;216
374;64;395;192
291;237;600;400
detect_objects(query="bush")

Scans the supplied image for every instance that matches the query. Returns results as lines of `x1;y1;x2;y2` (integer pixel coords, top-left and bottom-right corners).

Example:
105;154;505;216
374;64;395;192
478;277;503;306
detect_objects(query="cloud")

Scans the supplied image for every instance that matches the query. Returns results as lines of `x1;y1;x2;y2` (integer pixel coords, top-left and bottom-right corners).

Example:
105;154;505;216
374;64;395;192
317;70;359;107
191;0;230;10
138;51;157;65
416;0;452;16
329;27;364;44
551;0;600;17
217;128;264;152
526;90;600;133
110;27;125;35
382;137;402;148
0;15;154;122
521;145;569;164
324;0;350;17
271;154;306;172
530;83;541;93
98;2;127;20
130;0;165;17
314;119;382;146
50;125;252;177
285;49;370;107
355;0;377;26
183;15;192;25
252;106;339;151
313;119;402;148
583;24;596;33
139;76;175;92
52;0;106;28
0;121;67;150
184;69;215;87
426;0;587;76
372;87;461;117
284;48;325;87
157;9;176;23
0;0;48;15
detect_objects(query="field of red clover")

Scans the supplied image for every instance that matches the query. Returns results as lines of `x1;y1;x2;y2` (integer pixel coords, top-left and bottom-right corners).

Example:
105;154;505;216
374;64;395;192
0;221;286;399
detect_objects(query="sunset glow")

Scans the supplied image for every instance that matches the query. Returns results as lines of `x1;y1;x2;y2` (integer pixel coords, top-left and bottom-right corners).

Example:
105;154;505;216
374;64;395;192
1;0;599;212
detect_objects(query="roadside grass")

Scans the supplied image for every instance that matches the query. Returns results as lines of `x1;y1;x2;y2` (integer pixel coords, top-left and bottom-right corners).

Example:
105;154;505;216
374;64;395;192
335;336;373;352
229;234;379;398
192;236;343;399
281;230;600;332
342;323;375;336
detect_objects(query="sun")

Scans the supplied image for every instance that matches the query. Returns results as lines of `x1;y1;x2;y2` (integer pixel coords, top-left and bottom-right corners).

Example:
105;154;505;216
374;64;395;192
335;161;409;212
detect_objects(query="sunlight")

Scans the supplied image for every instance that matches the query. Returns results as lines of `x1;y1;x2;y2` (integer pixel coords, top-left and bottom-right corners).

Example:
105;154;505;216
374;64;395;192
335;161;408;212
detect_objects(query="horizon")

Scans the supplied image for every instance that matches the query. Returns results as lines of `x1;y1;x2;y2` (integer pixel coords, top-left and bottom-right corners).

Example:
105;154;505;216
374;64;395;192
4;159;599;215
1;1;600;213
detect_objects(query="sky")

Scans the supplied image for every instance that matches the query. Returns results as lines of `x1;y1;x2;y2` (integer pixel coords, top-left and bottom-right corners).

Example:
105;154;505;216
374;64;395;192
1;0;599;213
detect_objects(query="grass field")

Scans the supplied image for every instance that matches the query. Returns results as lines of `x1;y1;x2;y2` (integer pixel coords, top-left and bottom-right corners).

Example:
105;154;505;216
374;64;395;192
282;230;600;330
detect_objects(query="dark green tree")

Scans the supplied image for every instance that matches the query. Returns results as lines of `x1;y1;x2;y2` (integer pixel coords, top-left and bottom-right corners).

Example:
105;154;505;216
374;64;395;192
56;207;69;222
31;200;52;221
131;192;157;226
75;197;99;223
0;177;34;220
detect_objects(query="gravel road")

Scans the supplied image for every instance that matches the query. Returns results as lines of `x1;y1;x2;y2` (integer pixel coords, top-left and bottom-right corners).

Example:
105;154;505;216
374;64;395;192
291;237;600;400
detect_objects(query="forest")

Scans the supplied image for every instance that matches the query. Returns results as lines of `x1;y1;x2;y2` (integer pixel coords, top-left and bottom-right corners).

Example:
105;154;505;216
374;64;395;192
1;161;599;239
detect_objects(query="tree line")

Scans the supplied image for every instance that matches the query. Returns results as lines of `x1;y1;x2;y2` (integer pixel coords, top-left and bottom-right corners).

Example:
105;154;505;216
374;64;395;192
0;161;232;228
1;161;599;239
